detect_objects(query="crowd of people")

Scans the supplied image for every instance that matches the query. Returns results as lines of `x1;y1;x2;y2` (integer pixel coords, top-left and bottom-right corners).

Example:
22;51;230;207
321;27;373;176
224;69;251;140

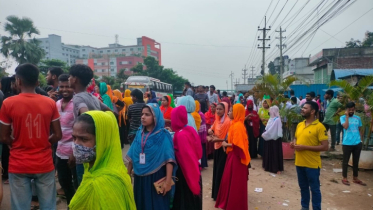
0;63;367;210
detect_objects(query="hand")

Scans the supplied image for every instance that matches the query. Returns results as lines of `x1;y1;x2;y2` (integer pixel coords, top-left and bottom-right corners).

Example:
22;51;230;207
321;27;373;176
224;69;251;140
207;135;213;142
165;127;172;132
294;144;306;151
48;90;58;100
345;110;349;117
67;154;76;169
161;180;172;196
222;141;228;147
290;142;295;149
208;129;214;135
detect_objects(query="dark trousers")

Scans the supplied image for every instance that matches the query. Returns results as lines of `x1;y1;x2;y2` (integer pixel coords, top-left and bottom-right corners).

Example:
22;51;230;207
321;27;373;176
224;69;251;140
56;157;78;204
342;143;362;178
336;123;344;144
323;124;336;149
296;166;321;210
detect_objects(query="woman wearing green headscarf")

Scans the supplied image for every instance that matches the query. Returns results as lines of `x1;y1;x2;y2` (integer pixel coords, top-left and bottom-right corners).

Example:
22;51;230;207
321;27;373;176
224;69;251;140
69;111;136;210
99;82;113;110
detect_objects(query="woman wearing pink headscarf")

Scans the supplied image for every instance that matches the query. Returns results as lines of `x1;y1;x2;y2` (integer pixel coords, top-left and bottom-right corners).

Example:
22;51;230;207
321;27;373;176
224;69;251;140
171;106;203;210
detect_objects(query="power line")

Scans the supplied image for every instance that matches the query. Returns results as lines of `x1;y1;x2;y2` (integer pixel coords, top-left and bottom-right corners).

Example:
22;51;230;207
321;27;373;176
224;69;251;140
267;0;281;23
306;6;373;55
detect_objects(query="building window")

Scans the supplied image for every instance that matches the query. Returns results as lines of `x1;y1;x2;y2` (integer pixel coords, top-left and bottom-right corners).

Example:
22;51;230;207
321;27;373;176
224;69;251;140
138;48;141;51
46;47;48;49
92;50;95;52
102;69;105;72
100;51;103;53
63;48;65;51
62;53;65;55
110;62;114;65
107;50;110;52
115;49;118;52
130;48;133;51
122;49;126;51
111;69;114;72
82;49;86;51
101;62;105;65
94;63;97;65
94;69;97;72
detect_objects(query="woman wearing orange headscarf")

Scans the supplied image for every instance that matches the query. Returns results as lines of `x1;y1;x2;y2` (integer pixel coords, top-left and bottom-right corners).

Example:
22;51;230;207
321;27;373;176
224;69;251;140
215;104;250;210
122;89;133;144
113;89;126;148
191;101;202;131
207;102;231;201
160;95;173;128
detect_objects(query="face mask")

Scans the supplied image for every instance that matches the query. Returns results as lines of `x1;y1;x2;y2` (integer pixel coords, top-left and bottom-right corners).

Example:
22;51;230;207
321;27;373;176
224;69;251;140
72;142;96;164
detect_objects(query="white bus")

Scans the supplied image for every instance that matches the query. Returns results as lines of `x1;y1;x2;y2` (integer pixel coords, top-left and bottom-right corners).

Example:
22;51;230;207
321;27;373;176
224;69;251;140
124;76;173;98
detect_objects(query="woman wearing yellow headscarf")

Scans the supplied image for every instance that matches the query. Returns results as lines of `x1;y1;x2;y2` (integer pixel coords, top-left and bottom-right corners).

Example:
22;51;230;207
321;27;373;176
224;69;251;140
258;99;271;157
191;101;202;131
123;89;133;108
69;111;136;210
113;89;126;148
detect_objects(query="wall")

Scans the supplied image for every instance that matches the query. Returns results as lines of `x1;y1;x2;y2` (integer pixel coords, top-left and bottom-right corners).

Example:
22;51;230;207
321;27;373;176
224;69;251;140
141;36;161;65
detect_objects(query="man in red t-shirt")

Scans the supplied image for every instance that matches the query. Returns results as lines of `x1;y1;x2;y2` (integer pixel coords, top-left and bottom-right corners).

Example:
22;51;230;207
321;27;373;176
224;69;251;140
0;63;62;210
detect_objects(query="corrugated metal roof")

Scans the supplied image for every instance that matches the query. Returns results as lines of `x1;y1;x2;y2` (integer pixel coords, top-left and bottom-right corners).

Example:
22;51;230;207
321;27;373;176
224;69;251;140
331;69;373;80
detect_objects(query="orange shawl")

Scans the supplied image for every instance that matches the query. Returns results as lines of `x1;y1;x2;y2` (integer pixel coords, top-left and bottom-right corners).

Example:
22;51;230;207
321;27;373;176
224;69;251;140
113;89;125;126
191;100;202;130
106;85;118;103
227;104;250;166
211;102;231;150
160;95;173;120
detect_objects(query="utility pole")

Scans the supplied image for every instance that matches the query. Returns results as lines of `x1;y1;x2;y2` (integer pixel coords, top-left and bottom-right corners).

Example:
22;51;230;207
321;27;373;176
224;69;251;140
258;16;271;75
242;65;248;84
276;27;286;82
235;78;240;85
229;71;234;90
250;66;255;78
226;80;228;90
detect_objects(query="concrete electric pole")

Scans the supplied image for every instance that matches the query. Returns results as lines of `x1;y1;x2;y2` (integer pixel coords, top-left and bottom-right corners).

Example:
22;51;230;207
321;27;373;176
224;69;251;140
276;27;286;82
229;71;234;90
242;65;248;84
250;66;255;78
258;16;271;75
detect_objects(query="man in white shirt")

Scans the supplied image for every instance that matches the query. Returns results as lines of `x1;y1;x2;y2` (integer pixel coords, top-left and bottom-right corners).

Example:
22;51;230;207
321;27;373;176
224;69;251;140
208;85;219;104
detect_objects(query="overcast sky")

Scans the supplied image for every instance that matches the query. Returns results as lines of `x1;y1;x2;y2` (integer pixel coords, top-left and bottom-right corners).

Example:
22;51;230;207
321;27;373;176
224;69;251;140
1;0;372;89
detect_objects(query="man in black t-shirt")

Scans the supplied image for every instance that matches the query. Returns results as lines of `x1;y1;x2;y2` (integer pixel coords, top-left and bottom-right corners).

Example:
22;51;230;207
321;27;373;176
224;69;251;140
194;85;210;113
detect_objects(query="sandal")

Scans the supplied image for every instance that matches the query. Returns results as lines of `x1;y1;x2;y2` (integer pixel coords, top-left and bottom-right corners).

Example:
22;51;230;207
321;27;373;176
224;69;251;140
353;180;367;186
342;179;350;186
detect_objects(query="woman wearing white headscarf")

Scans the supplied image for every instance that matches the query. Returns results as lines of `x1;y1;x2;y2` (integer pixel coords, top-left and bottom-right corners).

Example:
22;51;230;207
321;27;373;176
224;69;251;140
261;106;284;174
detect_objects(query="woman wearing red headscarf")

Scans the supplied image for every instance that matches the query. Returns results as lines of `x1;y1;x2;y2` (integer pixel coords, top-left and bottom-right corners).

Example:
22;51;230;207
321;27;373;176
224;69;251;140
205;103;217;159
160;95;173;128
215;104;250;210
245;100;260;159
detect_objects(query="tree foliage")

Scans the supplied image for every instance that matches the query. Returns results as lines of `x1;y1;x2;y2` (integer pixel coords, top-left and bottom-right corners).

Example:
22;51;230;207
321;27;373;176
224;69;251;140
253;73;300;141
130;56;188;91
39;59;69;76
0;15;45;64
345;31;373;48
99;69;129;90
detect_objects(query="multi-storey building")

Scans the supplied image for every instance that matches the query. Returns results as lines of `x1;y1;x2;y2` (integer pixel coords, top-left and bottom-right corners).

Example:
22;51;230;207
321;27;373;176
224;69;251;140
309;47;373;84
37;34;161;77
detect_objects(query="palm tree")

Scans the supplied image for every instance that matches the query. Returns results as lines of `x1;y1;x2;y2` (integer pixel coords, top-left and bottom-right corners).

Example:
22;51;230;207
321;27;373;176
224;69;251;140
253;74;300;142
330;76;373;149
1;15;45;64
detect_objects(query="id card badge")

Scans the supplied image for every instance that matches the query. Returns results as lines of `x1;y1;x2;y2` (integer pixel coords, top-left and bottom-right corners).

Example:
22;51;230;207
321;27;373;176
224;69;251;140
140;153;146;164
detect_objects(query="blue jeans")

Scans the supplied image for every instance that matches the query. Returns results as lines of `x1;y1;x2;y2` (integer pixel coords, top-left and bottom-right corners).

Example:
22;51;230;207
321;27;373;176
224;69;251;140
296;166;321;210
76;163;85;186
9;170;56;210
